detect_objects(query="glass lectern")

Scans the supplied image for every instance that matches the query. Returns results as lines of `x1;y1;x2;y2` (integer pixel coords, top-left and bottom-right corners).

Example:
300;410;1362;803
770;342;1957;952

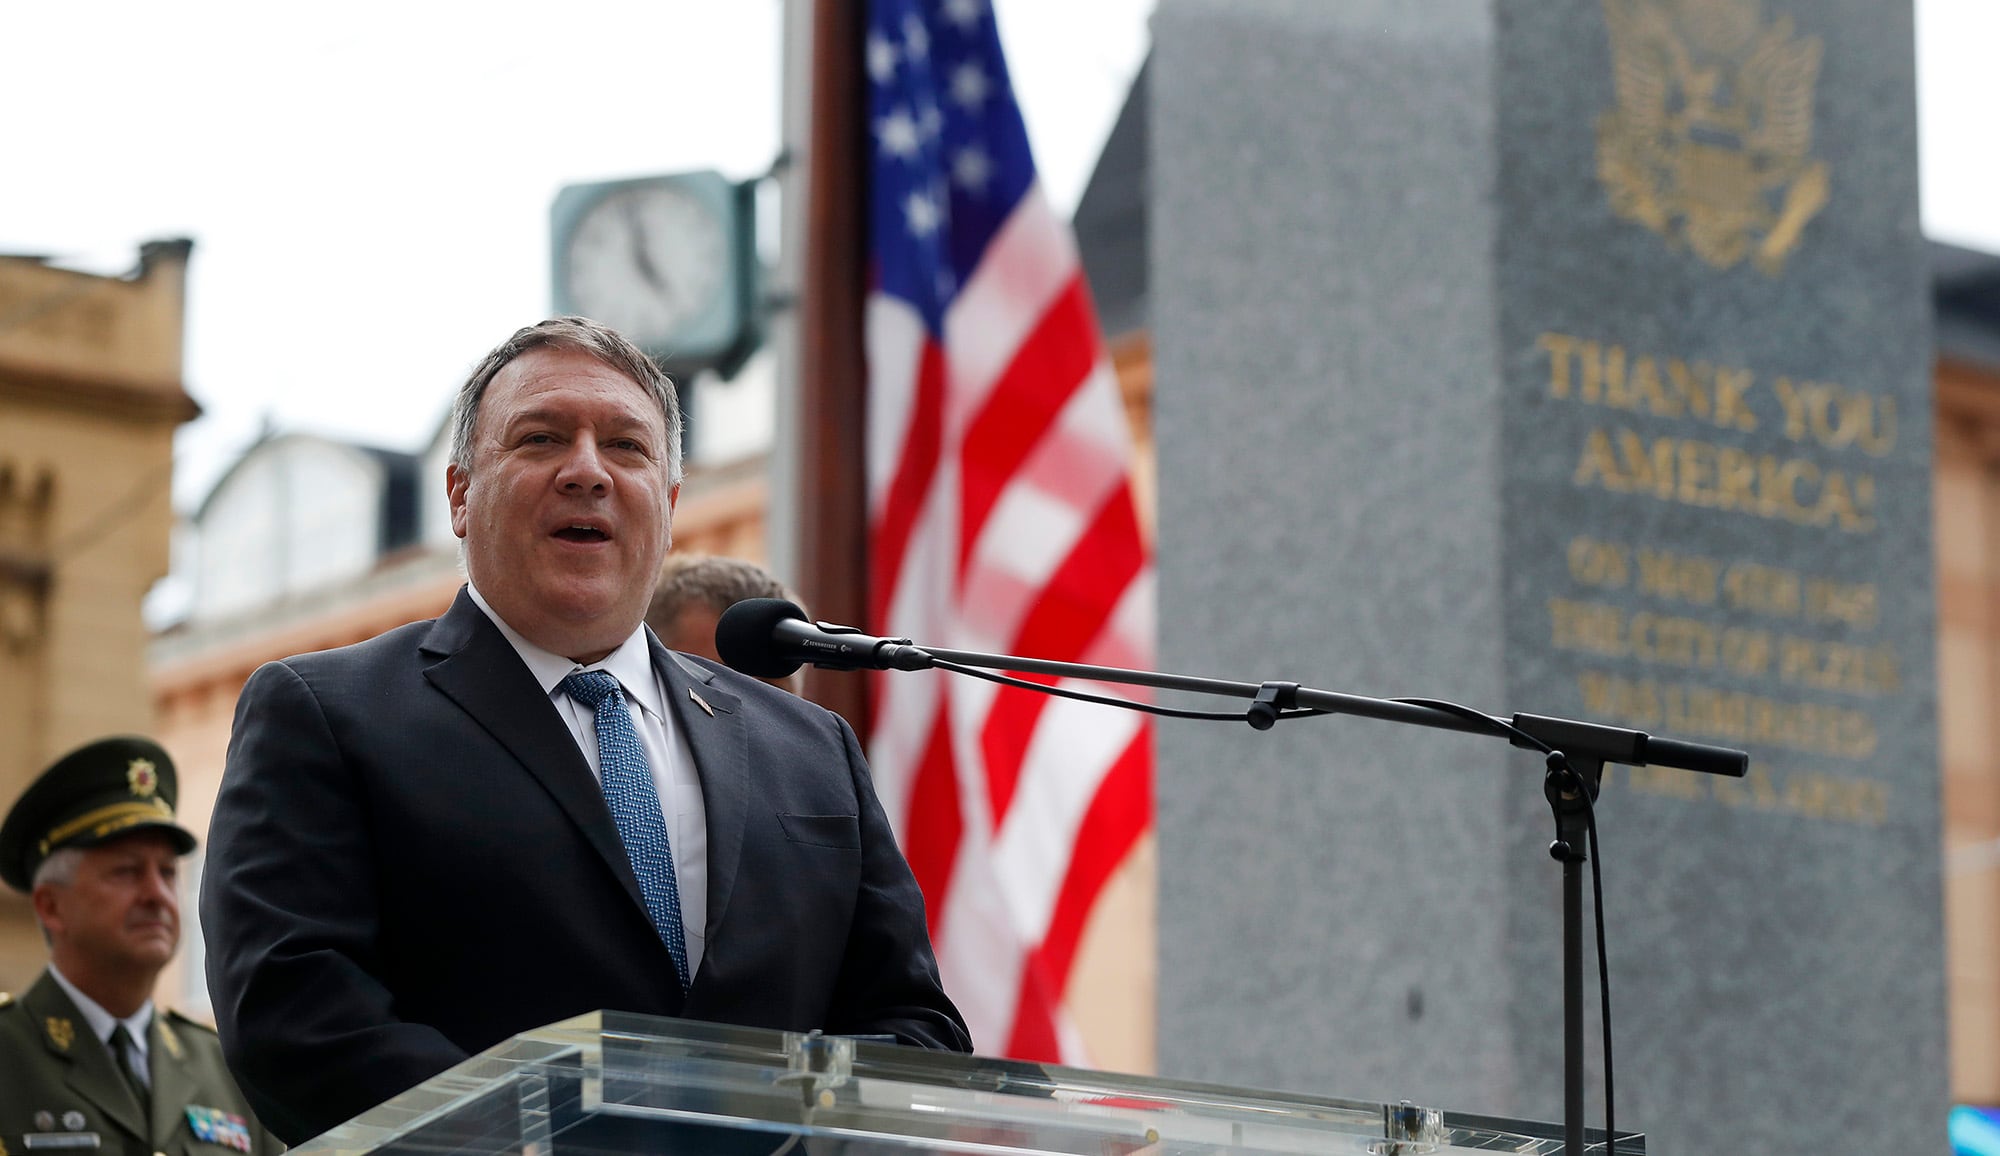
290;1013;1641;1156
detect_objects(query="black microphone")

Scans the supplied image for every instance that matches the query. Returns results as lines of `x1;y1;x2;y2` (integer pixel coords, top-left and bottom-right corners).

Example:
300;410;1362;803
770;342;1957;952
714;598;936;679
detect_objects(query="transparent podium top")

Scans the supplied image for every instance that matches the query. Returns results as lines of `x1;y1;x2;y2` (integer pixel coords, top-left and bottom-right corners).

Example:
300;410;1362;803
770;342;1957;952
294;1012;1641;1156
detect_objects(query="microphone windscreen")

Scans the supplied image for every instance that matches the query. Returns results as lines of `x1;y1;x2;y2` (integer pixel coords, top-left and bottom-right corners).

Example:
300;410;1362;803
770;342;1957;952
715;598;811;679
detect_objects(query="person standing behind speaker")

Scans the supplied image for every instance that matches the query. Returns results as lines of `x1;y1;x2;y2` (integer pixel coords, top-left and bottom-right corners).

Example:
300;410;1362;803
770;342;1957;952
646;554;806;694
201;317;968;1146
0;737;280;1156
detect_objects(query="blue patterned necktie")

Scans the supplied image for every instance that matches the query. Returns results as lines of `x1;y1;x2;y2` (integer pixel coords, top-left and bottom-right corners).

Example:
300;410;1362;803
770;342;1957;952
559;670;691;991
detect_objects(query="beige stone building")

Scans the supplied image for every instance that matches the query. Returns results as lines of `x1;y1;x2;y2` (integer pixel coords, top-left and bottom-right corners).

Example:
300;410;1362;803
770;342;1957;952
1933;244;2000;1104
0;241;199;988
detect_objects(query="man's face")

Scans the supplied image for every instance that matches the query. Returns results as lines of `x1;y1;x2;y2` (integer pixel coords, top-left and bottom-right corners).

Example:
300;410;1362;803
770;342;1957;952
36;832;181;975
449;346;679;662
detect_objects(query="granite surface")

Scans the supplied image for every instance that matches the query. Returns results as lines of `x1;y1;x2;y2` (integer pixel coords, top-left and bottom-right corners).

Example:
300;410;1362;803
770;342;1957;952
1150;1;1945;1152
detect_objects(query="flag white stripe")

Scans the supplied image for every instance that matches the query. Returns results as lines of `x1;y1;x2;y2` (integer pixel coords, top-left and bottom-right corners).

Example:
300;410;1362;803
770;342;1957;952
943;184;1079;429
864;296;931;511
934;838;1025;1048
992;698;1143;940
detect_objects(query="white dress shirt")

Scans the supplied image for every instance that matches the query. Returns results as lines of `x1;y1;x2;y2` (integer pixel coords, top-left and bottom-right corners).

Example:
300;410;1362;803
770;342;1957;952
467;583;709;976
48;963;153;1088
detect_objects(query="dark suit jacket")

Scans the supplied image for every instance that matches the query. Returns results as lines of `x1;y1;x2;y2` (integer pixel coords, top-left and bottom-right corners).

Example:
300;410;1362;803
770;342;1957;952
200;589;968;1144
0;972;281;1156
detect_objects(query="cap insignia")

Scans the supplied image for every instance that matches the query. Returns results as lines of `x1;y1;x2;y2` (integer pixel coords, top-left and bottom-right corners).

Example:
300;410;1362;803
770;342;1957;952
45;1016;74;1052
127;758;159;797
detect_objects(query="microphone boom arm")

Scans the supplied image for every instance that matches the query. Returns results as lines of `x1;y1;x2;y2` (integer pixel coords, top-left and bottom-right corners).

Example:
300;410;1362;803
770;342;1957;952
904;643;1746;780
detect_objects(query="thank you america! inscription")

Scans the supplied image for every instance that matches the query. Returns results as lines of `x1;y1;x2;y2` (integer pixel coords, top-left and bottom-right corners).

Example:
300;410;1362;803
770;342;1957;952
1523;325;1909;824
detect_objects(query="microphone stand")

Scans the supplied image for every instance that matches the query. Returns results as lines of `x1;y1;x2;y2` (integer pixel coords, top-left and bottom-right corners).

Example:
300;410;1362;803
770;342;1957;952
842;636;1745;1156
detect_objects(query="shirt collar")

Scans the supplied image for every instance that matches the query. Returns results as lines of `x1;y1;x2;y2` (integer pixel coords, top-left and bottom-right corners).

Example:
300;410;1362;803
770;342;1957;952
46;963;153;1047
466;583;665;718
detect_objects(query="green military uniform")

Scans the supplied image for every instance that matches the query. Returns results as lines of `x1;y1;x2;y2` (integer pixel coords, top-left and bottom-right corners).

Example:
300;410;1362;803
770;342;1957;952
0;975;281;1156
0;737;280;1156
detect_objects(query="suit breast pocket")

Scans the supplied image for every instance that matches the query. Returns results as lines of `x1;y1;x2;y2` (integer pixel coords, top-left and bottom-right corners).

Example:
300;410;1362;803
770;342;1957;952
777;812;861;848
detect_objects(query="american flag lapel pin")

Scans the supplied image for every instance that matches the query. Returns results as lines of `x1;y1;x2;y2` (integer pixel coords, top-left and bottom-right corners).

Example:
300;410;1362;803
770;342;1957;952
689;688;715;717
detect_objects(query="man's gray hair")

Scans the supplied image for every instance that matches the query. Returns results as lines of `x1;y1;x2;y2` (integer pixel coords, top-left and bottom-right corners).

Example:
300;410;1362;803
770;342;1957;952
30;847;86;943
31;846;84;891
449;317;684;487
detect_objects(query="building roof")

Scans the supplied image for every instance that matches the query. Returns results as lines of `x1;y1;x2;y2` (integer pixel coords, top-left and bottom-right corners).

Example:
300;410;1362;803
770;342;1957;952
1073;60;1149;341
1936;240;2000;372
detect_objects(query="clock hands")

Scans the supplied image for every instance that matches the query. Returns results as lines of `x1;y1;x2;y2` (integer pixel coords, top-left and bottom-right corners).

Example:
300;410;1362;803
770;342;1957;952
560;175;735;351
622;195;676;307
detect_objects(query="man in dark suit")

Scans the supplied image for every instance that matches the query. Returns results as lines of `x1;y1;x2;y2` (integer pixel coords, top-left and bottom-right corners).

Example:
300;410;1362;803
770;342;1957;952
200;317;970;1145
0;737;280;1156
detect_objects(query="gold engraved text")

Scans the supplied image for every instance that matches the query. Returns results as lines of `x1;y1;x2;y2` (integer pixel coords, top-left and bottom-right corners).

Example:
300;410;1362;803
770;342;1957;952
1576;669;1877;759
1571;426;1876;532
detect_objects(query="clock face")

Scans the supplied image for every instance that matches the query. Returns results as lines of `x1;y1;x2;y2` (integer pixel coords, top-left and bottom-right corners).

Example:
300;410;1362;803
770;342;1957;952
562;183;730;349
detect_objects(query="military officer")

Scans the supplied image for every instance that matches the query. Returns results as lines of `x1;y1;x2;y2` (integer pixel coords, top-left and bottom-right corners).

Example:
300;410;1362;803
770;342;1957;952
0;737;280;1156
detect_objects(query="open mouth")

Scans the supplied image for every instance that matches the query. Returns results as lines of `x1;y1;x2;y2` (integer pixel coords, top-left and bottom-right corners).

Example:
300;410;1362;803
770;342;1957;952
553;525;611;543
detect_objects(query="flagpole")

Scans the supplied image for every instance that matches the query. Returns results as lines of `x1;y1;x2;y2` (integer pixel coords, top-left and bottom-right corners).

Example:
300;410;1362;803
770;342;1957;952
766;0;811;595
790;0;873;732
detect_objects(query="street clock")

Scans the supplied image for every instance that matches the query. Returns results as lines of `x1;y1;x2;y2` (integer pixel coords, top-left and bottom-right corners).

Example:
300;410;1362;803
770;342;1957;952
551;170;757;377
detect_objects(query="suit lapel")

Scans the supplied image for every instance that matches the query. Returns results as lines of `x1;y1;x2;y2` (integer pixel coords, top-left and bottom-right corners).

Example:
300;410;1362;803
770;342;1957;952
421;589;649;917
23;972;147;1141
652;642;747;983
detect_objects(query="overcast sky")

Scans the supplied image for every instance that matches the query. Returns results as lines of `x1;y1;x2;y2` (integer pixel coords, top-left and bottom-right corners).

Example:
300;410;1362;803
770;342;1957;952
3;0;1993;515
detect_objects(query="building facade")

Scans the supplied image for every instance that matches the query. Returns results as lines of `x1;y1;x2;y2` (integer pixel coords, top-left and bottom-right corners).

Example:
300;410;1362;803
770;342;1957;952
0;242;199;987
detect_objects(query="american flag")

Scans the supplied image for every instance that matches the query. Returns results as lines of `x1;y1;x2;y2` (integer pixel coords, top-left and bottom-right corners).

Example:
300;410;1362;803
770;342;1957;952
863;0;1156;1063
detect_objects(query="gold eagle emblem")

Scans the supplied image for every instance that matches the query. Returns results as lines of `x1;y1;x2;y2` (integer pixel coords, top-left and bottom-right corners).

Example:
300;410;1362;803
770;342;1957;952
127;758;158;797
1597;0;1827;275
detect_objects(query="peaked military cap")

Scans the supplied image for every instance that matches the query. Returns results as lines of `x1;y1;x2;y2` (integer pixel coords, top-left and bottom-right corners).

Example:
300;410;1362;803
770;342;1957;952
0;736;197;892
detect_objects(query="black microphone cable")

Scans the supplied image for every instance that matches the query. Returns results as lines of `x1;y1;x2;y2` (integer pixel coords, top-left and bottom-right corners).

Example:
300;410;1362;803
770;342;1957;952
1393;699;1617;1155
725;599;1626;1148
928;658;1328;723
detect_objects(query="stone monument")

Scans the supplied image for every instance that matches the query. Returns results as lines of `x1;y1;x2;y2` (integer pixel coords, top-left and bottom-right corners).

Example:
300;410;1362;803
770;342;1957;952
1149;1;1943;1152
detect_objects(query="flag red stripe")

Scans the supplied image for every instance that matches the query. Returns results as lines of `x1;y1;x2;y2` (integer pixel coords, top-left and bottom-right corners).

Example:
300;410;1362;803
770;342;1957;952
869;341;947;630
900;714;964;937
1006;488;1145;662
1036;729;1152;984
979;490;1147;821
1002;951;1066;1061
956;277;1098;574
999;730;1152;1063
977;680;1054;825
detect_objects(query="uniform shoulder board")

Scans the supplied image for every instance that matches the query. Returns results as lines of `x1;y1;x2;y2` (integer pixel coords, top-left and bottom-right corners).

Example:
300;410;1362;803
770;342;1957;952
164;1007;219;1033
